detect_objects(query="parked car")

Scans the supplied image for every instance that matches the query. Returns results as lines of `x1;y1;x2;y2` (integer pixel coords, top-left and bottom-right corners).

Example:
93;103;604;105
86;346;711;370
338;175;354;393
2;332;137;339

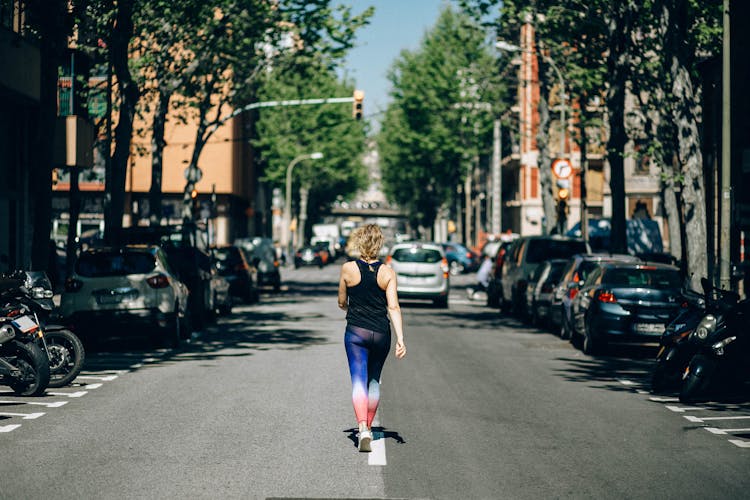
553;253;641;339
386;242;450;308
524;259;569;327
214;245;260;304
570;262;683;354
500;236;590;316
60;246;191;347
235;237;281;292
294;245;326;268
440;242;481;275
312;241;332;265
163;244;231;328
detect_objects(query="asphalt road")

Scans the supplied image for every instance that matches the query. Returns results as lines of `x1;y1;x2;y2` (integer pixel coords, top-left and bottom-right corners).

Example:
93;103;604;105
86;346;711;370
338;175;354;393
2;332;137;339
1;262;749;499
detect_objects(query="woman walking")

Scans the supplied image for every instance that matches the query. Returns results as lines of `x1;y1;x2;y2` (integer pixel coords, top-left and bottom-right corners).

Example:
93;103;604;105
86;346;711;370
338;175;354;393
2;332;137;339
338;224;406;452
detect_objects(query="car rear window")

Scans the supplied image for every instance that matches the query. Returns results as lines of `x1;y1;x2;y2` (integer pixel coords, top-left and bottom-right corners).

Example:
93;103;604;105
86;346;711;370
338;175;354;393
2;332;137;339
76;251;156;277
526;239;588;264
603;268;681;288
392;248;442;263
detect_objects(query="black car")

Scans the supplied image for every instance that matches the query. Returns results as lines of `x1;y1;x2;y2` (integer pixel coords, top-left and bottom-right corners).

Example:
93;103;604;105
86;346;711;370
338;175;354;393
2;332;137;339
294;245;325;268
524;259;569;327
214;245;260;304
570;262;682;354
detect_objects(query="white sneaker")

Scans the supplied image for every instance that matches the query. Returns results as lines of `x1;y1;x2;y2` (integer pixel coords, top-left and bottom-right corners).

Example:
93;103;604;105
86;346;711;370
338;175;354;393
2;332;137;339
358;430;372;452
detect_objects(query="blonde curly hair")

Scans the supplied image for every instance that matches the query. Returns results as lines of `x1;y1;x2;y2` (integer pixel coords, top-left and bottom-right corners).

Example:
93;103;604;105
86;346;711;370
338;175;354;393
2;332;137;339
350;224;384;261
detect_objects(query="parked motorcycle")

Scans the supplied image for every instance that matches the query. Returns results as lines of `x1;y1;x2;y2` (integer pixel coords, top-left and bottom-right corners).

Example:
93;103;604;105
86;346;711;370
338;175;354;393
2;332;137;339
0;276;50;396
1;271;84;389
679;278;750;403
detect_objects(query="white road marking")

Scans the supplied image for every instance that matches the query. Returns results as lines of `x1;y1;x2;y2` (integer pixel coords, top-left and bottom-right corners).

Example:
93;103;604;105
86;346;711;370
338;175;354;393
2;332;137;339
368;414;387;466
703;427;750;435
636;389;649;394
665;405;707;413
687;415;750;422
84;383;103;390
0;400;67;408
47;391;88;398
728;439;750;448
75;375;118;381
617;379;636;386
129;363;143;369
650;396;679;402
0;424;21;433
0;411;44;419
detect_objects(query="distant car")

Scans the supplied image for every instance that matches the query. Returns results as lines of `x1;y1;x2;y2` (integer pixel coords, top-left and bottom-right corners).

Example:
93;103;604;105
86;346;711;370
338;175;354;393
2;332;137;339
500;236;590;316
570;262;683;354
387;242;450;308
524;259;569;328
486;240;515;308
440;242;481;275
214;245;260;304
294;245;326;268
312;241;332;265
235;237;281;292
553;253;641;340
60;246;191;347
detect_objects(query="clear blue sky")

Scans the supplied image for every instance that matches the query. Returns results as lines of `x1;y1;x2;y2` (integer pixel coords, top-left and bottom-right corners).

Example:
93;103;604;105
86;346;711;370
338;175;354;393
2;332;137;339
338;1;448;128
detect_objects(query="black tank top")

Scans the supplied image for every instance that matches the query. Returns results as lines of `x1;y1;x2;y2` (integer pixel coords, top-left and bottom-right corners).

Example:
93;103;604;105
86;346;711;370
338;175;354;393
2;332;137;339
346;260;390;334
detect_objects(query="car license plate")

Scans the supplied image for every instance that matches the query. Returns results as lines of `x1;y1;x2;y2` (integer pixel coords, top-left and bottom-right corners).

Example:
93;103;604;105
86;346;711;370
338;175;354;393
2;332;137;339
95;288;138;305
11;315;38;333
633;323;665;334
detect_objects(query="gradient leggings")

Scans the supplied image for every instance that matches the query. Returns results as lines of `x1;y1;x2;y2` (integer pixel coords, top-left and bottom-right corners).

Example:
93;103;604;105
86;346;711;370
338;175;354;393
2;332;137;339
344;325;391;428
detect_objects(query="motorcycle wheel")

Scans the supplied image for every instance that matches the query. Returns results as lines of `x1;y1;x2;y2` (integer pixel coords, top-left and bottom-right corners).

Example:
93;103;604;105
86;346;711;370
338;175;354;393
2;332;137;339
9;342;50;397
45;329;85;388
679;355;714;404
651;358;681;394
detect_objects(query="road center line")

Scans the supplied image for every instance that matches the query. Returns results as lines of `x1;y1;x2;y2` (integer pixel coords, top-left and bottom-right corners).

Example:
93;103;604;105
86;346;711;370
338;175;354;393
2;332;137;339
368;414;387;466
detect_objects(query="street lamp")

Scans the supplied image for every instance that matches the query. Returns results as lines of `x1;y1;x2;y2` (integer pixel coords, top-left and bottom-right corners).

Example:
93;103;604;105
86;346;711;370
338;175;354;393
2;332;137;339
285;152;323;258
495;40;566;159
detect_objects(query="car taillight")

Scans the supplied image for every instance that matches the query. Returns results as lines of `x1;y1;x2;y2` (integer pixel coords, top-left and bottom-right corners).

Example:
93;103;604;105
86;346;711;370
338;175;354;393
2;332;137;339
441;258;449;278
147;274;170;289
64;278;83;293
466;252;472;258
596;290;617;303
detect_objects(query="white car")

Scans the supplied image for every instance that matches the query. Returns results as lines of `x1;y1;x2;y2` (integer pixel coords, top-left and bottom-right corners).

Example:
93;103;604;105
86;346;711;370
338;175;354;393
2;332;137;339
386;242;450;308
60;246;191;347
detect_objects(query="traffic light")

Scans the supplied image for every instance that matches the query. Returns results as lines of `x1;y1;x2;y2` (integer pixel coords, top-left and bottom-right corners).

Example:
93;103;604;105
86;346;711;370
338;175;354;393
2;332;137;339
352;89;364;120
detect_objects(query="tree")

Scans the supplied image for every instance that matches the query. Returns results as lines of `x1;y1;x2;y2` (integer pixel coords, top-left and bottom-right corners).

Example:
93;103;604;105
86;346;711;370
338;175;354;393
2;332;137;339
379;6;503;237
252;65;369;242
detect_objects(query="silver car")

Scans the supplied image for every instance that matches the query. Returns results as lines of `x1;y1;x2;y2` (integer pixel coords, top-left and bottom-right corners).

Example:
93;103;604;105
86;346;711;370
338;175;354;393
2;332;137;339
386;242;450;308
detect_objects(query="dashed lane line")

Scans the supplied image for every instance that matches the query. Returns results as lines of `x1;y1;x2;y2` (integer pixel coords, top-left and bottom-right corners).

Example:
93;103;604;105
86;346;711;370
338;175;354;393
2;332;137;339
83;383;103;390
0;411;45;420
75;375;119;381
368;413;386;466
728;440;750;448
46;390;88;398
665;405;708;413
0;400;68;408
685;415;750;423
705;427;750;435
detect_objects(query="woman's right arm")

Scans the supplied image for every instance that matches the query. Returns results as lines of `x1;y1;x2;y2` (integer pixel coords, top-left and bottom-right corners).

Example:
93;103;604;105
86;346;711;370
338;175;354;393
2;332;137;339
384;268;406;359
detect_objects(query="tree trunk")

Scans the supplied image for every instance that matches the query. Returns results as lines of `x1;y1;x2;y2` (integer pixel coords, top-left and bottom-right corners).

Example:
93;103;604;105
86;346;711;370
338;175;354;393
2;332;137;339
605;3;634;255
149;89;171;224
105;0;139;245
662;153;683;261
664;1;708;289
537;60;556;235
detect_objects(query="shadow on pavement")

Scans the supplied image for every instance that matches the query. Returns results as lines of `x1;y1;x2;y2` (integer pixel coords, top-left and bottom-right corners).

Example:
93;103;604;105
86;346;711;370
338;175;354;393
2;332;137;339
344;426;406;448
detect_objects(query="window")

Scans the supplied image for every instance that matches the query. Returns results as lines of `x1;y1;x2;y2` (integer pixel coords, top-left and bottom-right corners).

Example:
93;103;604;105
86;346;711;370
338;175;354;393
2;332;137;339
602;268;681;288
525;239;588;264
76;251;156;277
392;248;442;263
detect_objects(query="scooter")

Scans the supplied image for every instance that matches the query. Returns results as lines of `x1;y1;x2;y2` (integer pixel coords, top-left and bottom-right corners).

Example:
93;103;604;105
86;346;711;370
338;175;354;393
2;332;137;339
679;279;750;403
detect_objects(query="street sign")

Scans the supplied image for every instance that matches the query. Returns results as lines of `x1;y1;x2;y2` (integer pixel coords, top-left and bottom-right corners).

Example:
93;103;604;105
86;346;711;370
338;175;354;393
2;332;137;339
552;158;573;180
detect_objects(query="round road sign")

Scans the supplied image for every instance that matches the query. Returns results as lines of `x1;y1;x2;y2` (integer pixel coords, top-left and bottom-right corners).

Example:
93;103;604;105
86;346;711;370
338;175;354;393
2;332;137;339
552;158;573;180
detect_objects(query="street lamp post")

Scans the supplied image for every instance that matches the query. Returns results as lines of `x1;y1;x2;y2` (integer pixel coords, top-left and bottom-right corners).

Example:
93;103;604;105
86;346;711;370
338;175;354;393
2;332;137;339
285;152;323;258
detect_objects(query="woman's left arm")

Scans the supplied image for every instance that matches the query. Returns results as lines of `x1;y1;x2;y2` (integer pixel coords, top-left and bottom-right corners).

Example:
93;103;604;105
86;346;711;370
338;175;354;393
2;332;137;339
337;264;349;311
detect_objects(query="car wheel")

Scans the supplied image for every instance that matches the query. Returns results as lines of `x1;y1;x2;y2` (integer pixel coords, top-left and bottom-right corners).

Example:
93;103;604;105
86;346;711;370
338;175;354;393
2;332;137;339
434;295;449;309
560;314;572;340
163;306;182;349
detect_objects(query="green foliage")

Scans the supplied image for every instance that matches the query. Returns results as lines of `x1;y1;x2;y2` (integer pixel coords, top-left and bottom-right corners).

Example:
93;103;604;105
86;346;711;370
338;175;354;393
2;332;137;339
252;64;369;221
378;5;505;229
